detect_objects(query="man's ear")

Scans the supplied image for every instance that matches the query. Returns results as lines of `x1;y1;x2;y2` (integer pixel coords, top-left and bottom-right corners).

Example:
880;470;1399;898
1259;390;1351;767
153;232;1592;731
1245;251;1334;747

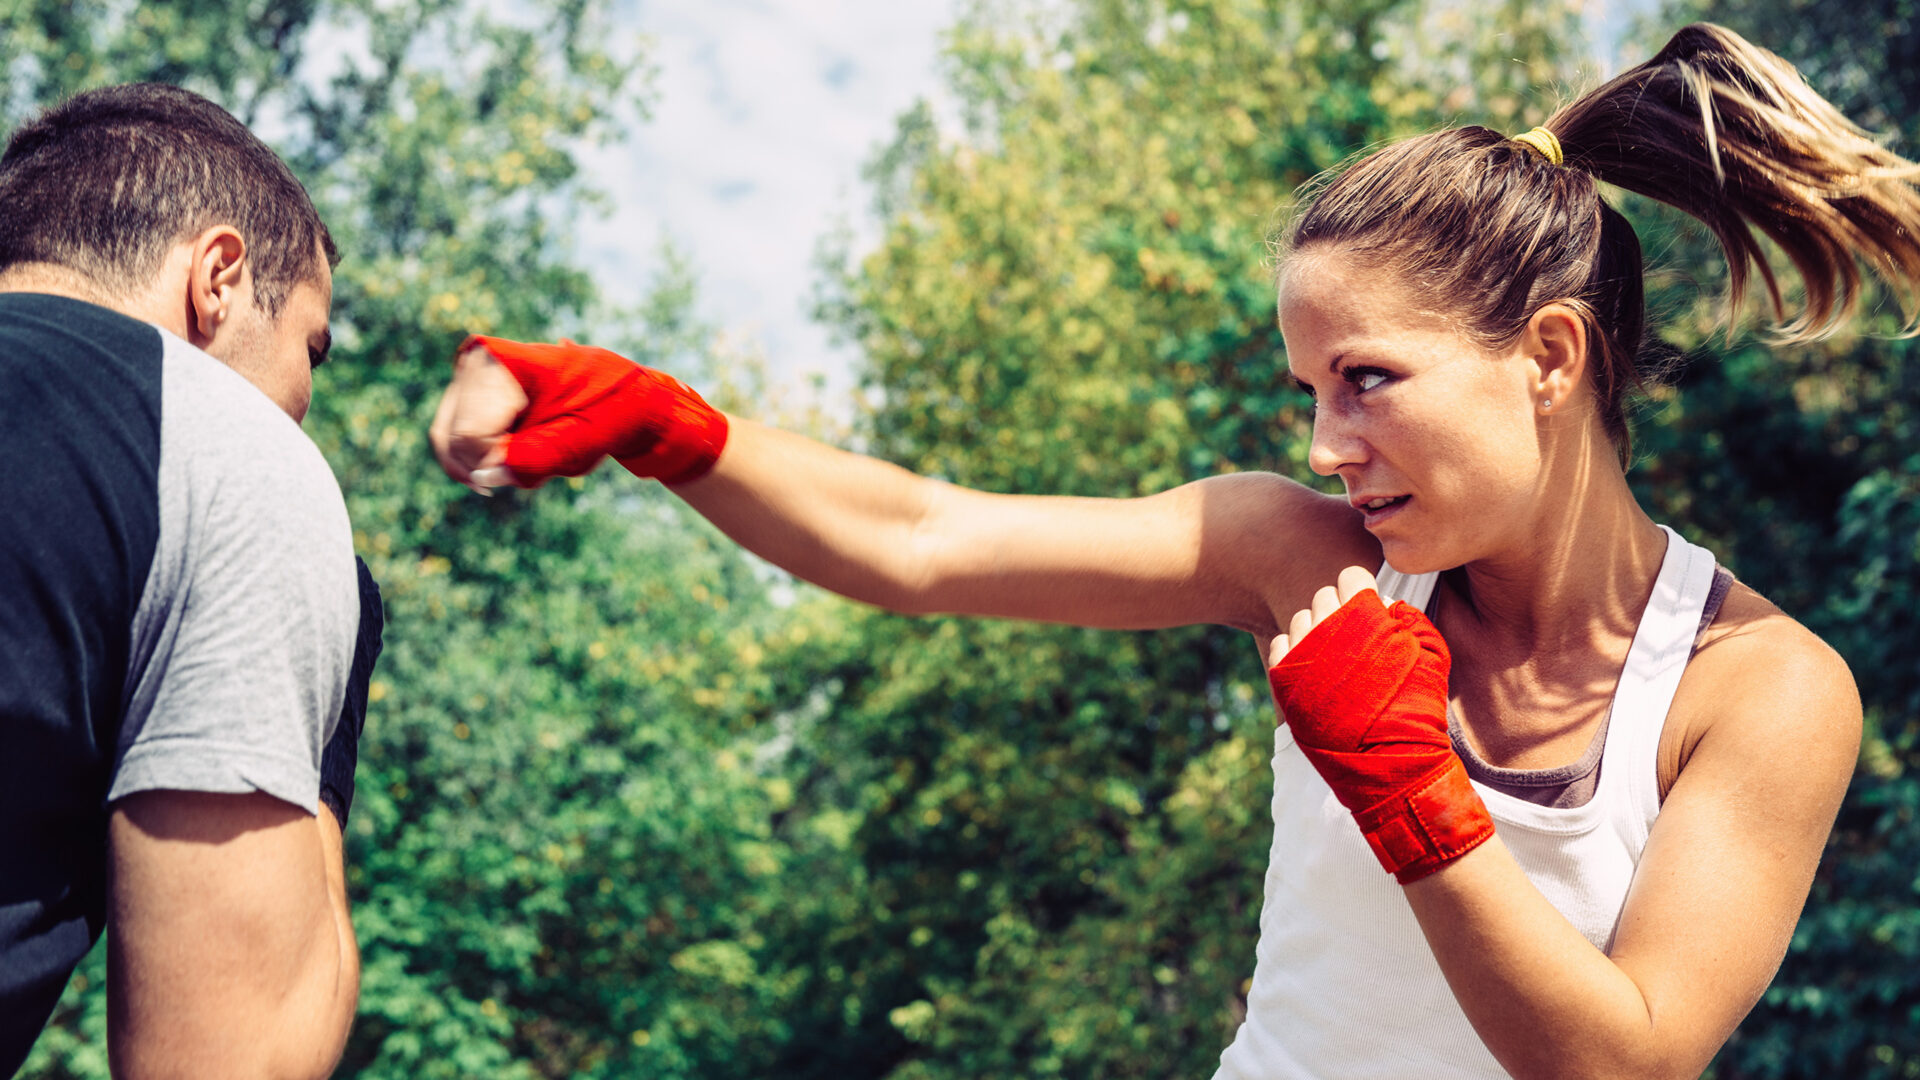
185;226;248;345
1524;302;1589;417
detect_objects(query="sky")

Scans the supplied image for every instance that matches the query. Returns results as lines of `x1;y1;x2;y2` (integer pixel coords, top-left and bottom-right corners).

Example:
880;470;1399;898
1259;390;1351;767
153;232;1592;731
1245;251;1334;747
577;0;962;404
577;0;1656;405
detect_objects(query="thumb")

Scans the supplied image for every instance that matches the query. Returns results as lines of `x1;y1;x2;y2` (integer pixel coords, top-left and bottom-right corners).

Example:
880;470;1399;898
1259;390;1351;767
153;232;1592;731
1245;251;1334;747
1335;565;1380;606
446;429;504;476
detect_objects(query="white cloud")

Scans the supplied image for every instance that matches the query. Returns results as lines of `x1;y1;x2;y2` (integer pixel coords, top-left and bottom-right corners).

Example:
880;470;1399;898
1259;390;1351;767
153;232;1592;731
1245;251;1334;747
577;0;961;404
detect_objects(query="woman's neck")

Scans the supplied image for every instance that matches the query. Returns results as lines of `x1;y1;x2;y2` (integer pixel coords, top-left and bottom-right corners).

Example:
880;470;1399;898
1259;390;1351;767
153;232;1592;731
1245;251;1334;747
1435;441;1667;758
1440;437;1668;667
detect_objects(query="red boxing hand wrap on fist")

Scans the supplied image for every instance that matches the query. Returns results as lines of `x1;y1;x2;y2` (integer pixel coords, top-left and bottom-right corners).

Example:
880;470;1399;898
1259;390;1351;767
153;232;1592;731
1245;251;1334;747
463;335;729;486
1267;591;1494;884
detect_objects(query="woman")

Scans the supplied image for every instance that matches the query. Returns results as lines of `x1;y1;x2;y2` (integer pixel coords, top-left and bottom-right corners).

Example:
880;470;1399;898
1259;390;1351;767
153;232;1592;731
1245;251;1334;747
430;24;1914;1079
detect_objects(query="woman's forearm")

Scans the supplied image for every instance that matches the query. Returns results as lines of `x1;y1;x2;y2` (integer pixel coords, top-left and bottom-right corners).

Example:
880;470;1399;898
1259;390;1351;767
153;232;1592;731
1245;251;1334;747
431;337;1349;631
672;417;947;611
674;418;1334;630
1404;841;1702;1080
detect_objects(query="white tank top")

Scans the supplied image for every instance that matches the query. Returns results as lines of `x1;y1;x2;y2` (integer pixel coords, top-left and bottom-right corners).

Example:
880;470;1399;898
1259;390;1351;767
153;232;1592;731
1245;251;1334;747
1213;525;1720;1079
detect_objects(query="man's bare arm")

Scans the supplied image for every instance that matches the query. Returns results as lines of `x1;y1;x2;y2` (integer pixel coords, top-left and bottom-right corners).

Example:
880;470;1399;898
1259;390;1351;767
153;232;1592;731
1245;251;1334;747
108;791;358;1080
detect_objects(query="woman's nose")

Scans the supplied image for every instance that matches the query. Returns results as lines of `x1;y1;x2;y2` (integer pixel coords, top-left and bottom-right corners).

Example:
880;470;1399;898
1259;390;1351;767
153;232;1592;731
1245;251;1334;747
1306;411;1364;477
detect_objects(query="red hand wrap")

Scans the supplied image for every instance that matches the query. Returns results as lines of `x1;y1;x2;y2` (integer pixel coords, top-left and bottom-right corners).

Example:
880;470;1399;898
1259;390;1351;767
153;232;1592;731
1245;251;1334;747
1267;591;1494;884
462;335;729;486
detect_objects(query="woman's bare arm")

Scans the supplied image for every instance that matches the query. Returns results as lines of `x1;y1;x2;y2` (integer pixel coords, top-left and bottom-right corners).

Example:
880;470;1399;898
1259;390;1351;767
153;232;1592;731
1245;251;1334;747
1403;614;1859;1080
427;343;1378;633
675;417;1377;634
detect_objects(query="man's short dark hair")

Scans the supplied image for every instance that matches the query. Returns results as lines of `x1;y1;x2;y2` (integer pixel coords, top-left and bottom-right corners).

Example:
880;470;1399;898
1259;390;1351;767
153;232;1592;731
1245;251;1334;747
0;82;337;317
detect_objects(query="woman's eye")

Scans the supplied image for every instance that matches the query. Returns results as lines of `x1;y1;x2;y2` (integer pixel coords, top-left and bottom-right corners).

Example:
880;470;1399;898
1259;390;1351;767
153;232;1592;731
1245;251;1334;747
1345;368;1388;393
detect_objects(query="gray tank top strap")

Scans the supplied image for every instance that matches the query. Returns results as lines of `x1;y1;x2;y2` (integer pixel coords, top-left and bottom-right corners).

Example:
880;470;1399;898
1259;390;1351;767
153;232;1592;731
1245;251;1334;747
1695;565;1735;649
1452;564;1735;809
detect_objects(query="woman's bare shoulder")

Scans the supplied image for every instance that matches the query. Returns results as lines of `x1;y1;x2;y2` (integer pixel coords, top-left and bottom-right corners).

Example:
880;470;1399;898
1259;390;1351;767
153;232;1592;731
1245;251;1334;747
1661;577;1862;798
1690;580;1855;700
1187;471;1381;634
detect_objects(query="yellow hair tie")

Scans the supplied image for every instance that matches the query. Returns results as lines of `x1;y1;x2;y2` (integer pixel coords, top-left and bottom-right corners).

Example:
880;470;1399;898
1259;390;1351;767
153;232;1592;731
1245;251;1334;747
1510;126;1564;166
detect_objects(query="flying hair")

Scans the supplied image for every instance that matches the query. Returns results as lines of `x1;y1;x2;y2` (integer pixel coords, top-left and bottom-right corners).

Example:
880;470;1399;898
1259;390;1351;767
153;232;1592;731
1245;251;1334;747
1281;22;1920;457
1549;23;1920;341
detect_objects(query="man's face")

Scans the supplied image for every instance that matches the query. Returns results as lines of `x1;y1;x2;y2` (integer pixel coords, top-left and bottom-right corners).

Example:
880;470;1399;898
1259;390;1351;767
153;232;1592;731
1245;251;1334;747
205;258;333;423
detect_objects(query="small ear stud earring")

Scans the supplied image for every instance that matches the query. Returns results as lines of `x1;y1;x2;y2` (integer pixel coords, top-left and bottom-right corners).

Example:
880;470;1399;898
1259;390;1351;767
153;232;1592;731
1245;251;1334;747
1541;398;1552;410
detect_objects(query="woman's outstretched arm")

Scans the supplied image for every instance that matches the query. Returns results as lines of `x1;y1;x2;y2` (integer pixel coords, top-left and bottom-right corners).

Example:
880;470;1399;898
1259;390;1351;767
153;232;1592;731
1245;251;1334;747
678;417;1370;632
428;337;1378;634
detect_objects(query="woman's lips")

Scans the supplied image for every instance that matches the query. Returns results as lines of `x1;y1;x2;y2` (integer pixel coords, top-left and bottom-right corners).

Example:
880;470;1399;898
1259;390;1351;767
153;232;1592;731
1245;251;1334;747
1354;494;1411;527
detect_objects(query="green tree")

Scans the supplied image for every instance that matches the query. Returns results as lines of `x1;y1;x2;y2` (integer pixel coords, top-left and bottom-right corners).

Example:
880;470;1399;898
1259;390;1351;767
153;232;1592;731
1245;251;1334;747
6;3;824;1078
15;2;1903;1078
788;2;1592;1076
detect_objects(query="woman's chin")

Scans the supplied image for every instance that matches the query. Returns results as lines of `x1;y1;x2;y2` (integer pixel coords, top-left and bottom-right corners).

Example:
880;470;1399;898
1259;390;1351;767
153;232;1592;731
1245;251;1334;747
1376;535;1456;577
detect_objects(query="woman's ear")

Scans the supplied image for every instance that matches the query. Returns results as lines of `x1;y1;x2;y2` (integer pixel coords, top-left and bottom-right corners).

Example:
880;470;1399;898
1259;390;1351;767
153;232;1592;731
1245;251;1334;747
185;226;248;345
1525;302;1588;416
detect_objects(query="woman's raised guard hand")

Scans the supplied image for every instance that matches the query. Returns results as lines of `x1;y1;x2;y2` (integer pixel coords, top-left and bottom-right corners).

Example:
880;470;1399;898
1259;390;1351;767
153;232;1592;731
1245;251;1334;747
1266;564;1496;884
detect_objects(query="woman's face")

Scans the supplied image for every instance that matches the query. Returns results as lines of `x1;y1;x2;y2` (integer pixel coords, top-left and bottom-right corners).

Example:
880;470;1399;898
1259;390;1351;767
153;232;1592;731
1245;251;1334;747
1278;250;1548;574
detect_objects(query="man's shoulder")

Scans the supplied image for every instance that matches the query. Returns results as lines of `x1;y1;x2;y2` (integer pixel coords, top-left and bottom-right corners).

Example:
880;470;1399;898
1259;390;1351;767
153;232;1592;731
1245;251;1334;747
112;332;358;815
140;329;356;644
153;329;339;495
139;328;353;616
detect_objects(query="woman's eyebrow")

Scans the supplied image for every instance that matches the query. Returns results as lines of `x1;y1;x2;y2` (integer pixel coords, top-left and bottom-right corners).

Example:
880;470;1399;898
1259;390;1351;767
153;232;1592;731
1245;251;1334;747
1291;351;1354;394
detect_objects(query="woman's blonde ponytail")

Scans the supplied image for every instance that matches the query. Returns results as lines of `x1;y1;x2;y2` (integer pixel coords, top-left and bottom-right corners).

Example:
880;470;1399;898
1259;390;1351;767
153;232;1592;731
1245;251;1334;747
1549;23;1920;341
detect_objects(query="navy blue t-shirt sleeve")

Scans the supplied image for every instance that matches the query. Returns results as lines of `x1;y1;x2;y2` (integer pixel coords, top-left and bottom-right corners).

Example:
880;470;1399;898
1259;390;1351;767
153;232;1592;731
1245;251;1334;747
0;293;161;1077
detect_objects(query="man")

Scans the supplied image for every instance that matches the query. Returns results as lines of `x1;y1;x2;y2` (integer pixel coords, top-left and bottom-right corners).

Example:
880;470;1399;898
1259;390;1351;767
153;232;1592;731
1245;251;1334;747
0;83;377;1078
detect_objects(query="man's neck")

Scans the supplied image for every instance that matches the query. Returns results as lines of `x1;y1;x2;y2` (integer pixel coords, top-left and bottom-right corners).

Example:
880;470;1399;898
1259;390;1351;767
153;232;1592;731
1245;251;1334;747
0;262;192;342
0;262;120;307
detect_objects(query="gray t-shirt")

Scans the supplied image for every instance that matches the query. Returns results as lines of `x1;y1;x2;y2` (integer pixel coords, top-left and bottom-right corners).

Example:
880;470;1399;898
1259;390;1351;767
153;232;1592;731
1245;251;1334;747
0;295;358;1076
111;329;358;811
